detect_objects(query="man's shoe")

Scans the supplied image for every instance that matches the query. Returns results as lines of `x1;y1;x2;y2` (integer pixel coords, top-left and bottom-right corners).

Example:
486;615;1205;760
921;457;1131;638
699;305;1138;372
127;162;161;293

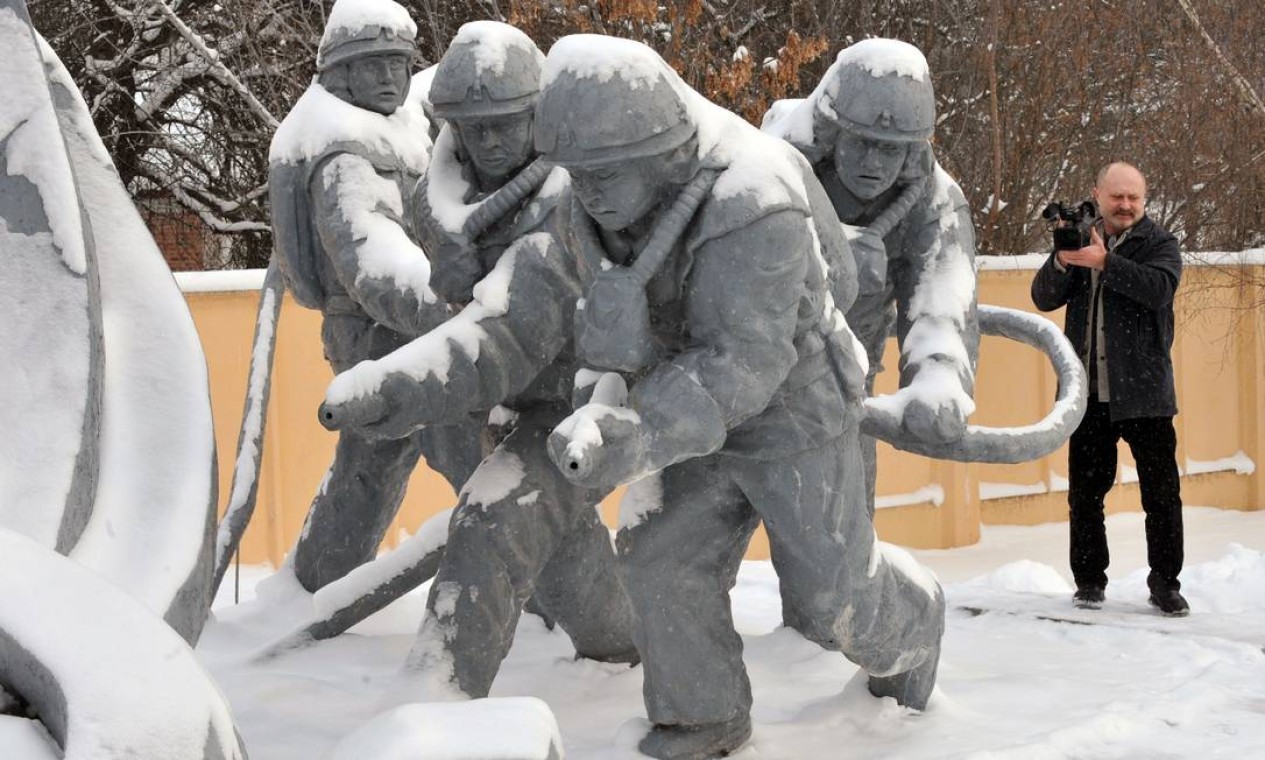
1148;588;1190;617
638;714;752;760
1072;586;1105;609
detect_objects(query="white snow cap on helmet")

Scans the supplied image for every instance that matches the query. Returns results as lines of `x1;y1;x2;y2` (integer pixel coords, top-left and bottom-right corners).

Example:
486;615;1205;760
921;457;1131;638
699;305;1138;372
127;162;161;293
836;38;929;82
450;20;543;78
317;0;417;72
536;35;697;166
541;34;680;92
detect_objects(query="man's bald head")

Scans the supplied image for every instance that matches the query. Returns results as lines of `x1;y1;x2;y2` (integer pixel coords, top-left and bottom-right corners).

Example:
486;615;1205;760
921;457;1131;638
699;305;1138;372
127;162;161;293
1094;162;1148;235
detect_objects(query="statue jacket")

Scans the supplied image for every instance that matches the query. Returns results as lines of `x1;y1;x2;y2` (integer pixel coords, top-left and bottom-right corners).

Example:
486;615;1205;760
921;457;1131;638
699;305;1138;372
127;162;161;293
1030;214;1180;421
329;109;866;463
413;125;560;306
268;83;446;342
819;160;979;399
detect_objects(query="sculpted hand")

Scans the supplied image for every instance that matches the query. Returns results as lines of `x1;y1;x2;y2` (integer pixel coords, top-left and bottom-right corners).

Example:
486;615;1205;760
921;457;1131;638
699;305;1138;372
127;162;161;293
430;245;482;305
897;360;973;444
850;226;889;295
901;393;969;444
319;372;449;441
547;404;649;490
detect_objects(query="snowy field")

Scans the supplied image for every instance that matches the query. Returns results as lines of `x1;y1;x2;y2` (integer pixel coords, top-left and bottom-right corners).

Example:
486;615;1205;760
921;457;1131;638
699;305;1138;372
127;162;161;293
199;506;1265;759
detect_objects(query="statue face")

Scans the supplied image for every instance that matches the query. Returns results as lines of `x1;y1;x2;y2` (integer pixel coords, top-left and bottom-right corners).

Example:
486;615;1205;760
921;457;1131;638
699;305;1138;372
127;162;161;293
833;131;908;201
570;157;665;232
345;53;411;115
452;112;535;183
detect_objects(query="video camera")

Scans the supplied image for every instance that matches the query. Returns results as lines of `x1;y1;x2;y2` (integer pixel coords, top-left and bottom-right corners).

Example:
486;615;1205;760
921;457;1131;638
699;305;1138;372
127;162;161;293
1041;200;1098;251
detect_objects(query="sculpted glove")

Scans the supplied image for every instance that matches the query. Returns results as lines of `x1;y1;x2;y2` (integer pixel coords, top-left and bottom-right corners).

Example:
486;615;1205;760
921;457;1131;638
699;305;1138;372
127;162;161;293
319;341;483;440
897;357;973;444
547;405;651;490
851;227;889;295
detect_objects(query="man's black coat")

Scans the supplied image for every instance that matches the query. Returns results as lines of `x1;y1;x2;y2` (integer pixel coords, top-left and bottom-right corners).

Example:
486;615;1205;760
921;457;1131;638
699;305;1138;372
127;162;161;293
1031;215;1181;421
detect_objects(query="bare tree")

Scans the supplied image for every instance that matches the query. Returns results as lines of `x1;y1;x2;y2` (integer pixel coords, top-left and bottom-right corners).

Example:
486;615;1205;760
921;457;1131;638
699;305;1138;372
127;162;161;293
31;0;1265;266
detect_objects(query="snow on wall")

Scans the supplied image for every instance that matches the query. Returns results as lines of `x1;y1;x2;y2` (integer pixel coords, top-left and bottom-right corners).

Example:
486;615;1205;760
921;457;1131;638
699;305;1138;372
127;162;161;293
171;250;1265;295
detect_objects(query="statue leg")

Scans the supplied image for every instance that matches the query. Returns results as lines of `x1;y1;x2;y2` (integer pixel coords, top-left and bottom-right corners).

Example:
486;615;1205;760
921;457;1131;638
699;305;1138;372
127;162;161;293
397;413;614;700
417;413;493;494
846;294;895;518
291;427;426;592
290;316;425;592
531;498;640;664
739;433;944;710
617;455;759;735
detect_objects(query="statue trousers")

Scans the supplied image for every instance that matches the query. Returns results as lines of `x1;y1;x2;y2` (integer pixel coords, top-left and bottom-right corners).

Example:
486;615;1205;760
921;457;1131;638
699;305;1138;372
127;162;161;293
617;424;944;727
405;409;639;698
291;312;487;592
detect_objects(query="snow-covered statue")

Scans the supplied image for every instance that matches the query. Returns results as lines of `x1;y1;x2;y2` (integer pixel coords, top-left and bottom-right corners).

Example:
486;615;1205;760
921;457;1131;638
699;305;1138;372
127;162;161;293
2;0;243;755
528;36;946;759
763;39;979;512
417;20;555;306
315;26;640;701
267;0;487;592
1;0;217;645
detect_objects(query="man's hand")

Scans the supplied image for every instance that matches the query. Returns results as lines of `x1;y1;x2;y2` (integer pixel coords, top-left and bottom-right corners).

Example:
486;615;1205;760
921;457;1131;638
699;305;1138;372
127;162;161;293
547;404;648;490
1056;227;1108;271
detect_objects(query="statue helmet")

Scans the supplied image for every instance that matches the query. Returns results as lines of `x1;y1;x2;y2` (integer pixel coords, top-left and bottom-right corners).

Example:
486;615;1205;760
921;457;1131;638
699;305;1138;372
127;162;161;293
816;38;935;143
534;36;697;167
316;0;417;72
429;21;545;119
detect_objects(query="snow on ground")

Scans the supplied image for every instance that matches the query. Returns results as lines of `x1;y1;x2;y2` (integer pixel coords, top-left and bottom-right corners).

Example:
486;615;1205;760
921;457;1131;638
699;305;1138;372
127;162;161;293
199;506;1265;759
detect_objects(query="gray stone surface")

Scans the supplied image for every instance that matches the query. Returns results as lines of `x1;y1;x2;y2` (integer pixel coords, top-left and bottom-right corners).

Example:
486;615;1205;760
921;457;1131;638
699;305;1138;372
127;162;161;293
764;38;980;515
0;527;246;760
316;21;639;698
534;35;944;759
766;37;1086;475
267;0;487;593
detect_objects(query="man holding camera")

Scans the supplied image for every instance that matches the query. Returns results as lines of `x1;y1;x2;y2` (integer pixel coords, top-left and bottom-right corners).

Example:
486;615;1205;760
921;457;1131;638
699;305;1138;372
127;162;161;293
1031;162;1187;616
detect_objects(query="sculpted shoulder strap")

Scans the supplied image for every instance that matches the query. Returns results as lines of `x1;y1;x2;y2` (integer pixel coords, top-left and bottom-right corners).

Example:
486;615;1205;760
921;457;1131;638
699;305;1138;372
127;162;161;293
461;158;552;241
573;168;720;372
628;167;721;285
866;176;928;240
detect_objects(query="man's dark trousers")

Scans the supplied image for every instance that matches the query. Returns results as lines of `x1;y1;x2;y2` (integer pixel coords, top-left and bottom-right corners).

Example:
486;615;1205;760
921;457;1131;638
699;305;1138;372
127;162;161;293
1068;399;1184;593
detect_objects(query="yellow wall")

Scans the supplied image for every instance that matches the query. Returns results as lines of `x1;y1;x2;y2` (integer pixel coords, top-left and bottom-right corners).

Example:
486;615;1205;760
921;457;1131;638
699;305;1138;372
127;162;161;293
186;262;1265;566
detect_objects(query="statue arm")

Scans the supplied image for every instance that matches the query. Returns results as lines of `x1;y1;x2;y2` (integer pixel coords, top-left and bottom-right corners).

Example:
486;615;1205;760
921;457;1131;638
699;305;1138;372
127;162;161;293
313;153;448;336
630;209;809;470
883;189;978;443
319;233;580;439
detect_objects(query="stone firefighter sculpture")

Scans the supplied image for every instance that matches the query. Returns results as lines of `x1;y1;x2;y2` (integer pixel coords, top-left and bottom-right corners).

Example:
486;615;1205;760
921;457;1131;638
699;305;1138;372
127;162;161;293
267;0;486;592
314;22;641;701
323;34;947;760
764;37;980;515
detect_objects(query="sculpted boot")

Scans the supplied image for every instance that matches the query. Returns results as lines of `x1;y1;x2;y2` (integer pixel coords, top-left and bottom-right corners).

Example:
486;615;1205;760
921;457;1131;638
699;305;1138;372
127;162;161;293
867;639;941;711
638;714;753;760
